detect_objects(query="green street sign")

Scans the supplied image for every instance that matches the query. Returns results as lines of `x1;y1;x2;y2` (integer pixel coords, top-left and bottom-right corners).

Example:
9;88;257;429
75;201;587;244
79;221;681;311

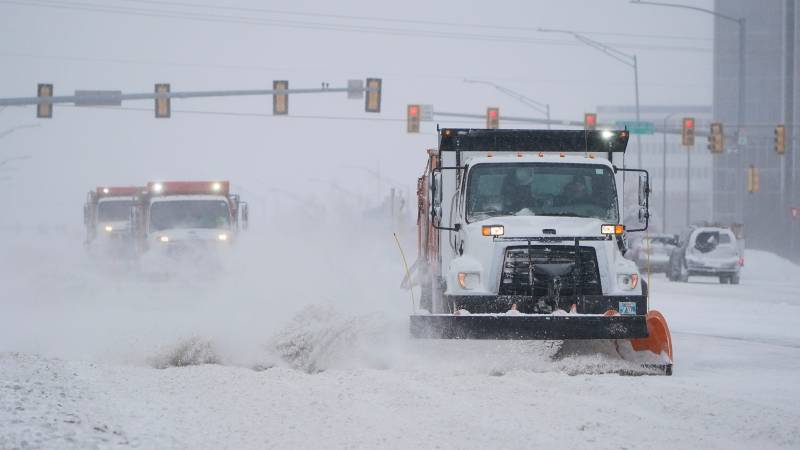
615;120;655;135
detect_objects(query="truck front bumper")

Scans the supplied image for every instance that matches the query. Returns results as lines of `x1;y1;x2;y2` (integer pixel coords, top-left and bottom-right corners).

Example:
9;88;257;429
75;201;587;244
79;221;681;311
410;313;648;340
445;294;647;315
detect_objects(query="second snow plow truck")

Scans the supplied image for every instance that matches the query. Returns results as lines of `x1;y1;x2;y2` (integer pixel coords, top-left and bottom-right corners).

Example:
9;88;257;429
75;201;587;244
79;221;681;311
407;128;673;375
131;180;248;257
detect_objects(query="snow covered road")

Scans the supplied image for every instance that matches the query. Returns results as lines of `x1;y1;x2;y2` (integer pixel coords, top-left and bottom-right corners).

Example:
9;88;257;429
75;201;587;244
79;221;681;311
2;229;800;449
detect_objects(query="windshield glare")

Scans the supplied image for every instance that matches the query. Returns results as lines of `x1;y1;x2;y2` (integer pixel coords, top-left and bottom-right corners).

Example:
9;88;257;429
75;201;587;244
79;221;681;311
149;200;230;231
466;163;618;222
97;200;133;222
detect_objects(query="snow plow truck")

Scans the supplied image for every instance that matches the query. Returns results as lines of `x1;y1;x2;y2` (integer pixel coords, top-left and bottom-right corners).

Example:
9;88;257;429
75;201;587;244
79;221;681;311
407;128;673;375
84;186;141;254
130;181;248;257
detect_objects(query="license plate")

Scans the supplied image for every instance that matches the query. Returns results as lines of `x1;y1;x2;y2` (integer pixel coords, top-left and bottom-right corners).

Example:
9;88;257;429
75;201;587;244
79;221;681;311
618;302;637;315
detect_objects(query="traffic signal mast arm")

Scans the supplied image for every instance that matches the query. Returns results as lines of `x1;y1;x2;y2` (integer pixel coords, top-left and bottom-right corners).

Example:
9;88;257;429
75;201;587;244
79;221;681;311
0;82;382;107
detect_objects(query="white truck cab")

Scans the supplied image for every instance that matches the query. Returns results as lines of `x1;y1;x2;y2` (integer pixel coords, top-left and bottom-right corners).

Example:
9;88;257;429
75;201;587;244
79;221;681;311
132;181;248;256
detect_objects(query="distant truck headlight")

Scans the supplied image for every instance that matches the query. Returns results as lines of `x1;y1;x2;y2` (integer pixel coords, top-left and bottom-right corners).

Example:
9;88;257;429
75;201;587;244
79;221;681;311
617;273;639;290
458;272;480;290
217;233;229;241
104;225;113;232
159;236;169;243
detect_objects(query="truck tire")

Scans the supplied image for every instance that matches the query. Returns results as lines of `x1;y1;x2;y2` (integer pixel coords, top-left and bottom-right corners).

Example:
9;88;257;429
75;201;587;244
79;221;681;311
718;275;728;284
730;274;740;285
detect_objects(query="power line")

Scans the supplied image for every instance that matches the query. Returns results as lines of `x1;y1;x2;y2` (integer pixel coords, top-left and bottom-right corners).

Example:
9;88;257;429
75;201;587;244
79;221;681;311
117;0;713;42
0;52;713;88
0;0;713;53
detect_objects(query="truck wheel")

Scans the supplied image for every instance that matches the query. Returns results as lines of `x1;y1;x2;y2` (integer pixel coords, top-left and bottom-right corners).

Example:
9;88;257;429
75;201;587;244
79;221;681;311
718;276;728;284
730;274;740;285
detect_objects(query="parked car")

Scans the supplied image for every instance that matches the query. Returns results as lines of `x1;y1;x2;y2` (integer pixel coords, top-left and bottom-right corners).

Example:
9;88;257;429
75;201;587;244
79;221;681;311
627;234;678;273
668;226;742;284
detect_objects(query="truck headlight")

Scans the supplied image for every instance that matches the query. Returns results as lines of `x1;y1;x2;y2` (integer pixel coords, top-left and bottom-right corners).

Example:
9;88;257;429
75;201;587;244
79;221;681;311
104;225;113;232
481;225;504;237
458;272;480;290
217;233;229;241
617;273;639;290
159;236;169;243
601;224;625;235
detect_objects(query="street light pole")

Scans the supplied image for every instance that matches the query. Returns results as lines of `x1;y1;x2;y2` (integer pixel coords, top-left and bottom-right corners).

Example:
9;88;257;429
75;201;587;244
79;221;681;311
463;79;552;129
538;28;642;166
630;0;747;224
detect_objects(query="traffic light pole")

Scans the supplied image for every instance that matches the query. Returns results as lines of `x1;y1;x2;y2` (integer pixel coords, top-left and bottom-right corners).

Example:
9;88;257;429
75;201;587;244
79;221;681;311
432;111;583;128
662;113;678;232
0;85;379;108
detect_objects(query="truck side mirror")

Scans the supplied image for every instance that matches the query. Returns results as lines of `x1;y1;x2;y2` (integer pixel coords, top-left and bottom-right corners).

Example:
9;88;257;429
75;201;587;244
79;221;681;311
638;173;649;207
432;205;442;226
240;202;249;231
638;207;649;223
431;171;442;207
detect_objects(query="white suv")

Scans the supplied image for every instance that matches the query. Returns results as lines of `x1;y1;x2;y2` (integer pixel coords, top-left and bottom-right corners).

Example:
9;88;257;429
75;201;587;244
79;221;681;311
668;227;743;284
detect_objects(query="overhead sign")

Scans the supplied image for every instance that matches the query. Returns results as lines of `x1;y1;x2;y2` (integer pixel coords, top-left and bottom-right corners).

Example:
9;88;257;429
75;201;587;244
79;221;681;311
615;120;655;135
420;104;434;122
74;90;122;107
347;79;363;99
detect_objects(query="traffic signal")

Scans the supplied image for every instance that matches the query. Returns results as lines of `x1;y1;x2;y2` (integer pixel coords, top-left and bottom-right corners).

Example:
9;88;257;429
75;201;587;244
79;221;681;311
747;165;760;193
154;83;170;118
707;122;724;153
37;83;53;119
681;117;695;146
584;113;597;130
486;107;499;129
365;78;382;113
774;124;786;155
407;104;420;133
273;80;288;115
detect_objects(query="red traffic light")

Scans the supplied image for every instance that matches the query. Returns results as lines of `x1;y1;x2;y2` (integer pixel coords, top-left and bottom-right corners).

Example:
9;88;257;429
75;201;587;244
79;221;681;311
408;105;419;116
683;118;695;129
584;113;597;129
488;109;498;118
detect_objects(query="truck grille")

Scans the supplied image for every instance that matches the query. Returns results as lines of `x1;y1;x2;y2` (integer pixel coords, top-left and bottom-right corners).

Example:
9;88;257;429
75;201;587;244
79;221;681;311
499;245;602;297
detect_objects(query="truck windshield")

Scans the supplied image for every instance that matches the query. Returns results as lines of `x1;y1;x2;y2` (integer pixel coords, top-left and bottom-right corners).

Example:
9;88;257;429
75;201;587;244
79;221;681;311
149;200;230;231
97;200;133;222
466;163;618;222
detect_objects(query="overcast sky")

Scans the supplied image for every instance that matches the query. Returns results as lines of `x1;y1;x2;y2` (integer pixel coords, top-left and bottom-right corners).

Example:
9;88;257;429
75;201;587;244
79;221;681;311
0;0;714;227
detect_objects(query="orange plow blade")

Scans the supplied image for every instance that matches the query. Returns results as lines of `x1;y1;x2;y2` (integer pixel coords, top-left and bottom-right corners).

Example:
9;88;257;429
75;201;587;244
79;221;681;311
629;310;673;374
